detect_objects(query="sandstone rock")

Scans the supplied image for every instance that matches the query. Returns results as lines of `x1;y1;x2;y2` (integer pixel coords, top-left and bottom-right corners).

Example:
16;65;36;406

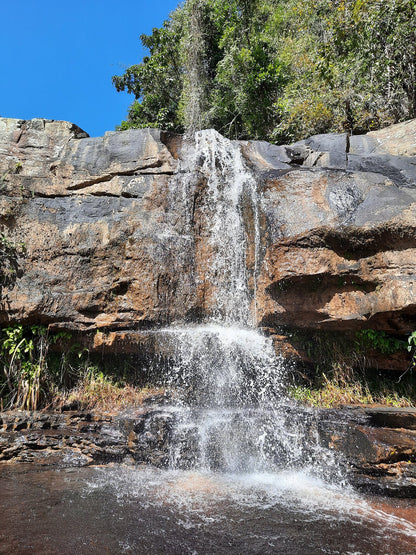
0;117;415;371
289;121;416;187
317;407;416;497
0;409;176;468
0;119;197;332
251;121;416;352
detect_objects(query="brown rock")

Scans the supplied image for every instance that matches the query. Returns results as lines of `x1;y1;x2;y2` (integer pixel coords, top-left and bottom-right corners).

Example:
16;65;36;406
0;117;415;372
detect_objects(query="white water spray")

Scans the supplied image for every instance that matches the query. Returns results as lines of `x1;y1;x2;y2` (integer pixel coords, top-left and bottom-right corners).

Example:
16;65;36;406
193;130;260;325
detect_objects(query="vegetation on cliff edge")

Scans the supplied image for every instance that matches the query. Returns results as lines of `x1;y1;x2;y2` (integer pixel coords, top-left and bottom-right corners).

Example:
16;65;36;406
287;329;416;408
0;324;414;411
113;0;416;142
0;325;166;411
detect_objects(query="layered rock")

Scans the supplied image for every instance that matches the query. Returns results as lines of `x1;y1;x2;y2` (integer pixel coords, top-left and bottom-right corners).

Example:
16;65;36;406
0;117;415;369
0;119;197;333
1;407;415;497
253;122;416;336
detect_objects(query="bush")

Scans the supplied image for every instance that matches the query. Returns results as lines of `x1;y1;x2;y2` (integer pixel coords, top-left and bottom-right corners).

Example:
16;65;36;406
0;325;71;410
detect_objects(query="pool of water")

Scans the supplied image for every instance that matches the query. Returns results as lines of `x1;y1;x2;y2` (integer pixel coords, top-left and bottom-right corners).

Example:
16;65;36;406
1;464;416;554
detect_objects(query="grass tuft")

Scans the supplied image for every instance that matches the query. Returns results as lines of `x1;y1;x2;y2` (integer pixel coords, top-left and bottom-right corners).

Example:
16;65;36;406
55;367;169;412
288;365;415;408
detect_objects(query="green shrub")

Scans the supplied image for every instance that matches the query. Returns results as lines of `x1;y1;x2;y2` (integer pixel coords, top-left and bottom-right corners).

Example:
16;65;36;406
355;329;406;355
0;325;70;410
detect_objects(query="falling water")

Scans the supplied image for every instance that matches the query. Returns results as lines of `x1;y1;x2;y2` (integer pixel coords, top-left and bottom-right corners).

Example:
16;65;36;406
192;129;260;325
159;129;341;480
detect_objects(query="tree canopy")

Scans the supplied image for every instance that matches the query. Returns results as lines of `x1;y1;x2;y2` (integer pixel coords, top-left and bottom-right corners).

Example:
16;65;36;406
113;0;416;142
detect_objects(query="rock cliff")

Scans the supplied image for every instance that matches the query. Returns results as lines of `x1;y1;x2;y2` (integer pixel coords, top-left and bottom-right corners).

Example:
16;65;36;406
0;117;415;370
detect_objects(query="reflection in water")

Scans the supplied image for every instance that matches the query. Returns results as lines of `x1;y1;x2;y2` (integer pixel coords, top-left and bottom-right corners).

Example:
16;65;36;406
1;464;416;554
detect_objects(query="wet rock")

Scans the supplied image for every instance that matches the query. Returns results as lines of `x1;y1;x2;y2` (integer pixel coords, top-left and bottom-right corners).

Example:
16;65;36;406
1;406;416;497
0;411;128;465
6;408;196;472
316;407;416;497
0;409;174;467
131;410;175;467
363;407;416;430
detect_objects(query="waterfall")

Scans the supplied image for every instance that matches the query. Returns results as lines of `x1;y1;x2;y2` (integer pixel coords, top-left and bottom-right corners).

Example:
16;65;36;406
193;129;260;325
158;129;341;479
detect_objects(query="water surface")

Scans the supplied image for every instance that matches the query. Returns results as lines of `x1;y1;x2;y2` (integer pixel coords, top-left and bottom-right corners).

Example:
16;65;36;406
1;464;416;554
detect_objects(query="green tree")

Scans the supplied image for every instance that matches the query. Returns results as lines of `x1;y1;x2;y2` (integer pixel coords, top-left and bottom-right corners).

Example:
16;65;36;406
352;0;416;121
112;14;185;131
113;0;416;142
113;0;290;139
209;0;289;139
274;0;416;140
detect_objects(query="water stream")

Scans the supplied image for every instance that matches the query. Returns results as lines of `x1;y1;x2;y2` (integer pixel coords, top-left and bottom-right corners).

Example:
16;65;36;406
191;130;260;325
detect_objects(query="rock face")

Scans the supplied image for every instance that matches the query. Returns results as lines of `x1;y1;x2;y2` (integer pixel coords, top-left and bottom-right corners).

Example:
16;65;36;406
1;407;416;497
254;121;416;338
319;407;416;497
0;409;176;468
0;118;195;333
0;117;415;369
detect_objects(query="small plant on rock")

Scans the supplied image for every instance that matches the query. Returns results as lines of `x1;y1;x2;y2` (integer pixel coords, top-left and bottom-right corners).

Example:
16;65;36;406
0;324;70;410
408;331;416;365
355;329;406;354
0;233;25;288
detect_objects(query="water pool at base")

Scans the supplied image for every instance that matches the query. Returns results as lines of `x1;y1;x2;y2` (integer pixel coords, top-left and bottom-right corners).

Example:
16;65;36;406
1;464;416;554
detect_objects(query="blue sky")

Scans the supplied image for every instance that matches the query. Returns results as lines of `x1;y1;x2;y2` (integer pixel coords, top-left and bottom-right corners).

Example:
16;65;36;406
0;0;180;137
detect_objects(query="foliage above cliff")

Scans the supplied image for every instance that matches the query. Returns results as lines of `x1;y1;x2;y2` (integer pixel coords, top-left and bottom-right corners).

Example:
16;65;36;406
113;0;416;142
